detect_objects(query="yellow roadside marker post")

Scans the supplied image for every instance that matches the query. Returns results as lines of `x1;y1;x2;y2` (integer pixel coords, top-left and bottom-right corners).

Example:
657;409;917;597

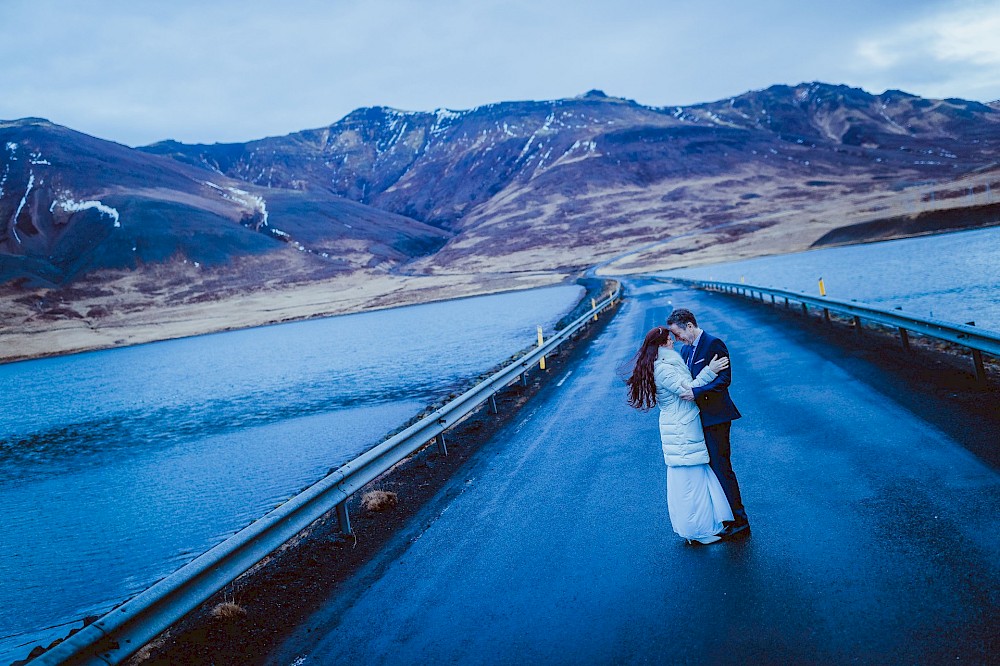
537;326;546;370
819;278;830;322
592;298;598;321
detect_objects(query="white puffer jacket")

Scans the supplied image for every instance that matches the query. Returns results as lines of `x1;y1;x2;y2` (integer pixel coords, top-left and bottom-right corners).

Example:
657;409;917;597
654;347;718;467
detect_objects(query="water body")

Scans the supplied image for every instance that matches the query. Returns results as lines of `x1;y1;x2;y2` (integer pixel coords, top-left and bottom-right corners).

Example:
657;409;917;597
0;284;583;662
661;226;1000;332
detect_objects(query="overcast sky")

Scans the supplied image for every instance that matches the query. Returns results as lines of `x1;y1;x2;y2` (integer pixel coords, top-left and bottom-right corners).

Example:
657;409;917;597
2;0;998;147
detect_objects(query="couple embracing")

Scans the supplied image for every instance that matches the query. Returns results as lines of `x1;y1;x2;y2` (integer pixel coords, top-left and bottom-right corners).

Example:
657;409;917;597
627;308;750;545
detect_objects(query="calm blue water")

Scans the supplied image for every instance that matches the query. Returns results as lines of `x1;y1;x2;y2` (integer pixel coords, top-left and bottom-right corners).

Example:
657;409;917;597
0;284;583;662
661;226;1000;332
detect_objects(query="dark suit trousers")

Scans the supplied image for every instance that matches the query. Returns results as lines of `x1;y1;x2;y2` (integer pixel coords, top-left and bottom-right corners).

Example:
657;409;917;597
704;421;748;523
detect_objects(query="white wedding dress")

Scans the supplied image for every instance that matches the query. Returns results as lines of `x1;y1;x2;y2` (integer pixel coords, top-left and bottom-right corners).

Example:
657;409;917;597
666;464;734;544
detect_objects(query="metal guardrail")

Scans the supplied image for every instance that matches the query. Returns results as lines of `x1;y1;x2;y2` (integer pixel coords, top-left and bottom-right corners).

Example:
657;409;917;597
657;277;998;383
35;285;621;666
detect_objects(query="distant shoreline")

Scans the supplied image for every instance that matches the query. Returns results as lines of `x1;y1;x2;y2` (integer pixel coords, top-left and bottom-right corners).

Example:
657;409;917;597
0;272;571;366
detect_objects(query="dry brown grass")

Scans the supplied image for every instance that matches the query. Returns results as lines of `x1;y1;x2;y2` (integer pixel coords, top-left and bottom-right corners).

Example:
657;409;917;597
209;601;247;620
130;636;168;663
361;489;399;512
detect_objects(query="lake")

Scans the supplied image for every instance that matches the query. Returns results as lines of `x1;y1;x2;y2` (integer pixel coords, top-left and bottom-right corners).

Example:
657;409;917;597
660;226;1000;332
0;283;583;662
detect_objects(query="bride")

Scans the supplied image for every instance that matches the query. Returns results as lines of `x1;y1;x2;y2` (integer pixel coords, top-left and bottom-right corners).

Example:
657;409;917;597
626;326;734;544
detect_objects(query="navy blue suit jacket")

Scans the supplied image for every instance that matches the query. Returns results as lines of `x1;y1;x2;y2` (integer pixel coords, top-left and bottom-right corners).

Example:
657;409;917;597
681;332;741;428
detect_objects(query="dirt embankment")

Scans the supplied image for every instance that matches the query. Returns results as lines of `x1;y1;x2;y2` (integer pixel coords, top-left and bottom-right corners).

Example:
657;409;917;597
811;201;1000;247
16;281;620;666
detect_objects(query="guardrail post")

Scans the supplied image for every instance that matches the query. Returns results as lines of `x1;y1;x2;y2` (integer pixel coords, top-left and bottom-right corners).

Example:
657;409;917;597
853;316;863;334
490;394;498;414
966;322;987;384
823;308;830;323
784;297;789;309
899;328;910;351
771;294;776;305
436;421;448;455
972;349;987;384
336;501;353;536
801;302;808;316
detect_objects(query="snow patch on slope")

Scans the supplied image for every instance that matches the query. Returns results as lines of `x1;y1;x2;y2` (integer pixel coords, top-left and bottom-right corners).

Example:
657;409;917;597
431;108;463;135
11;171;35;242
224;187;269;226
49;190;121;227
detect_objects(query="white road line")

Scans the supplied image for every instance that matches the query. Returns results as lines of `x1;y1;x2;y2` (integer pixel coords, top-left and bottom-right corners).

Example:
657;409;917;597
512;407;540;434
556;371;573;387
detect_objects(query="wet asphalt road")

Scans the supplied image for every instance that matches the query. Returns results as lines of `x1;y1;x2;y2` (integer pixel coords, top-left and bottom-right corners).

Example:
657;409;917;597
269;279;999;665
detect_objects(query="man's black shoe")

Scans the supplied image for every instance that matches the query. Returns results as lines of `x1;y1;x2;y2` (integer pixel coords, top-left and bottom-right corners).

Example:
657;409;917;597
721;522;751;540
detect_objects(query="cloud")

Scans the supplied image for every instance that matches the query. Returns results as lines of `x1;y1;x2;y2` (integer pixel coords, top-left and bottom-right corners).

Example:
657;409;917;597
1;0;995;145
853;1;1000;99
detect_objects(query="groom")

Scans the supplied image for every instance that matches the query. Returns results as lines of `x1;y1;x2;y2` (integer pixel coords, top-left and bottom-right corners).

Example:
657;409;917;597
666;308;750;539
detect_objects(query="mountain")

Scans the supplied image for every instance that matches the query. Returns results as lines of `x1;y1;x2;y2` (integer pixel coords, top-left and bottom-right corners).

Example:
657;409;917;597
140;83;1000;274
0;118;448;287
5;82;1000;291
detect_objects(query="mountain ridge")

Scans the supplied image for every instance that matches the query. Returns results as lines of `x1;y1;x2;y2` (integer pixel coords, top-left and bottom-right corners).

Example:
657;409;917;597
4;80;1000;289
0;118;450;288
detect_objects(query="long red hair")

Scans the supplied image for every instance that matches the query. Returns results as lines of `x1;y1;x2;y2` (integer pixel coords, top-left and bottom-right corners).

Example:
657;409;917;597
626;326;674;411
